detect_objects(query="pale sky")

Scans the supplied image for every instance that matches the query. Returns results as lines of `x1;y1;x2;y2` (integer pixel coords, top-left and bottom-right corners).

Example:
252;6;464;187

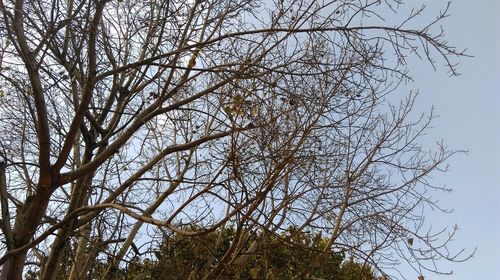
400;1;500;279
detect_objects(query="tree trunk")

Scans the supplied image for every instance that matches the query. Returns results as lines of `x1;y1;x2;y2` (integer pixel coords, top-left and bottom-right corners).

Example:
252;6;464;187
41;175;92;280
68;225;91;280
0;188;52;280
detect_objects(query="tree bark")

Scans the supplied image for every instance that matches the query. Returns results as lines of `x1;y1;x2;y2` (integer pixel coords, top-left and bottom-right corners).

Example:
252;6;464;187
0;187;52;280
67;225;91;280
41;174;93;280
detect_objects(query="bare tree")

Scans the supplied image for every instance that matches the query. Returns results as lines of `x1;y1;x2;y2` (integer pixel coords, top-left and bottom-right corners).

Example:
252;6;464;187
0;0;470;279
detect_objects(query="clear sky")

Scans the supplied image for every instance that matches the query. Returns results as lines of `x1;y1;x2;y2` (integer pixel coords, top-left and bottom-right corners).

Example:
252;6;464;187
400;1;499;279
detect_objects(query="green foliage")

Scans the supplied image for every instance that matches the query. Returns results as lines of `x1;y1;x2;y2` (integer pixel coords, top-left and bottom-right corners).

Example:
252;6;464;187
70;226;380;280
245;228;344;280
340;259;379;280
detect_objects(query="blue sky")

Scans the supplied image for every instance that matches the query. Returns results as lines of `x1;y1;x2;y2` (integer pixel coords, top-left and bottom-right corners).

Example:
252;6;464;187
400;1;499;279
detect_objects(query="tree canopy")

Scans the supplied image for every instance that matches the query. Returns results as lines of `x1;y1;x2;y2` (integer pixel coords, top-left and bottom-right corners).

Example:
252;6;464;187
0;0;470;279
34;226;382;280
